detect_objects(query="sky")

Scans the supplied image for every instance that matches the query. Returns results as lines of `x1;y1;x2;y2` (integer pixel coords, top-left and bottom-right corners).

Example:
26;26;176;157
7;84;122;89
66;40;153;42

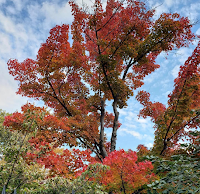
0;0;200;151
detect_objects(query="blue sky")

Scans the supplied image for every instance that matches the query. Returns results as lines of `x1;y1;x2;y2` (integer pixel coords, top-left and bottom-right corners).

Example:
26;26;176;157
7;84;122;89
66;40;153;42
0;0;200;151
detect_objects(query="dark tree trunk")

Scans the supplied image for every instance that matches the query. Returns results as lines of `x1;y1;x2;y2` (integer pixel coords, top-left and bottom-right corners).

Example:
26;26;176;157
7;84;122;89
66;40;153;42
99;99;108;158
111;99;119;152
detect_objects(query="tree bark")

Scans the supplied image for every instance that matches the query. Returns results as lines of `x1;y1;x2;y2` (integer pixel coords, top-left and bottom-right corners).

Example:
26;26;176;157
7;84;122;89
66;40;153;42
111;99;119;152
99;99;108;158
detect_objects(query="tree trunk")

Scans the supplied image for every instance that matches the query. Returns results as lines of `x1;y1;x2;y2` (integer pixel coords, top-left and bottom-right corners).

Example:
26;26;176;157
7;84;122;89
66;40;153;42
110;99;119;152
99;99;108;158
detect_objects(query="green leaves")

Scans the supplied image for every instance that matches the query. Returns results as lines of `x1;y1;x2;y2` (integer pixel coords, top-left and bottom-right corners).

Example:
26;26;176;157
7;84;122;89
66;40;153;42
0;108;48;193
23;164;108;194
147;139;200;194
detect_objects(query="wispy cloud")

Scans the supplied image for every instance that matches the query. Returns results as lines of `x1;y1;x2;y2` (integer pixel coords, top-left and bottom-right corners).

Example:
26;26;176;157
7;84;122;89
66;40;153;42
171;65;180;79
180;2;200;21
196;27;200;35
118;128;142;139
145;142;153;149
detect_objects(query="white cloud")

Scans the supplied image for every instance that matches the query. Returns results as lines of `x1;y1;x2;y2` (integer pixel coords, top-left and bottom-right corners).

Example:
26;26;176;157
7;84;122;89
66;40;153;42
171;65;180;78
164;0;187;8
0;11;28;42
124;112;137;121
124;123;137;129
0;60;29;113
0;32;12;54
135;117;153;131
118;128;142;139
75;0;108;12
196;27;200;35
6;6;17;15
118;109;127;116
175;47;192;64
164;90;171;97
145;142;153;149
143;134;154;141
159;79;171;90
136;118;148;124
105;130;112;139
42;2;73;23
153;3;169;17
11;0;24;12
27;3;41;24
118;128;154;142
180;2;200;21
144;73;156;84
0;11;16;34
164;0;173;7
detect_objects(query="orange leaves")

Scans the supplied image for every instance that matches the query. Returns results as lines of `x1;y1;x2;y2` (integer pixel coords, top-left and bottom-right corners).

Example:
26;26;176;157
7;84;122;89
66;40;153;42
8;23;91;119
25;147;95;179
3;112;24;130
7;0;197;162
4;103;45;131
165;42;200;133
101;149;156;193
136;90;166;122
7;58;39;97
8;58;37;81
70;0;195;111
37;24;71;69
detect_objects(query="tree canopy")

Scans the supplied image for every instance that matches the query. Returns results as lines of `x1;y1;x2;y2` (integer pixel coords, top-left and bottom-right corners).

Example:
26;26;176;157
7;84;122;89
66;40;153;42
2;0;200;193
7;0;195;159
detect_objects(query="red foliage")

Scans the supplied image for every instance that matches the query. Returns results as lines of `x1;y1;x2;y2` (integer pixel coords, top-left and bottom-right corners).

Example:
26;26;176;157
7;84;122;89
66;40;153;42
25;147;95;178
136;41;200;155
100;149;156;193
3;103;96;178
6;0;196;163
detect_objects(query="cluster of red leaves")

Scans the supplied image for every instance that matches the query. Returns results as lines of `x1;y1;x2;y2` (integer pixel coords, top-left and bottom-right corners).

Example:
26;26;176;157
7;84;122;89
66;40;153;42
25;147;95;179
3;103;96;178
98;149;156;193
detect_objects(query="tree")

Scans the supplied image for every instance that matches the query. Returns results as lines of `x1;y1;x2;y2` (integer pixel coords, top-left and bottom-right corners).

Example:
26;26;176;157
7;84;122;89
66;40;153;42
136;144;149;161
23;163;109;194
0;109;47;193
134;40;200;193
146;132;200;193
136;41;200;156
0;109;10;159
7;0;195;160
100;149;156;194
4;104;96;179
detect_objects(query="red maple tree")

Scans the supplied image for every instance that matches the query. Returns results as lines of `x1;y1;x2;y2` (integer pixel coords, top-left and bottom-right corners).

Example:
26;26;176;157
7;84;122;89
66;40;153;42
101;149;156;193
7;0;195;160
